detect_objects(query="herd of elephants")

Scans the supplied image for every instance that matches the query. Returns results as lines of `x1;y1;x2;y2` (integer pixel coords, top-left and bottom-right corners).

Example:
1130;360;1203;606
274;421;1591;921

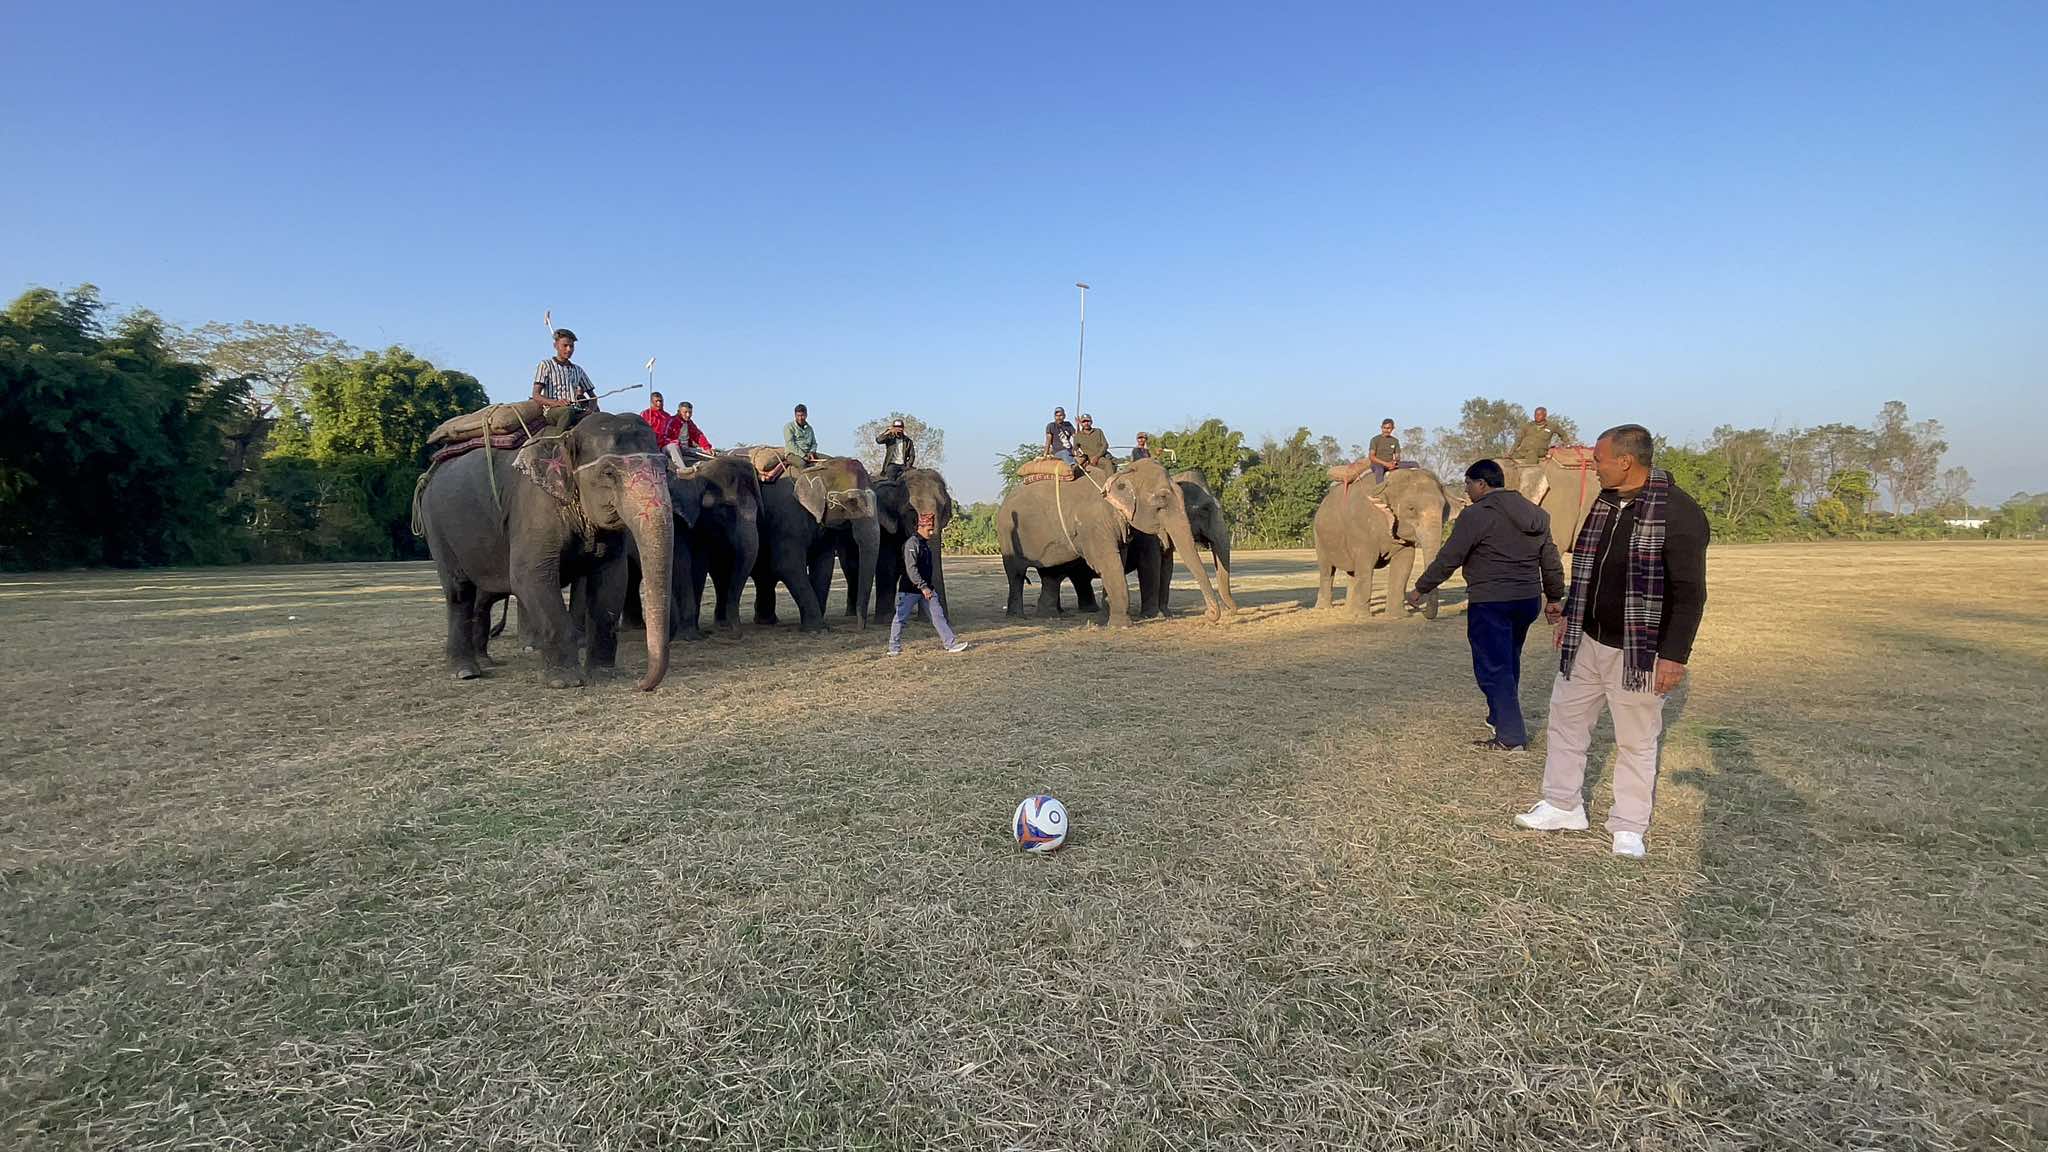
414;403;1600;691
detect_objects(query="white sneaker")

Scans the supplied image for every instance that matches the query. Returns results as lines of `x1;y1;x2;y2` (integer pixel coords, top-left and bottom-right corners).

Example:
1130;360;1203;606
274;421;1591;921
1611;831;1646;858
1513;800;1589;832
886;648;901;657
945;641;971;653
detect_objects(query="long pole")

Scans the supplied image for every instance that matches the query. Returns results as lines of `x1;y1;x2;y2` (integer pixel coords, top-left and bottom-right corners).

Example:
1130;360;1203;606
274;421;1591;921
1074;281;1090;418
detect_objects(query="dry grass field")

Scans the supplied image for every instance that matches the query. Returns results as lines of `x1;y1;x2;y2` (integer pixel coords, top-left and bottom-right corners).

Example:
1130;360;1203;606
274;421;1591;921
2;543;2044;1150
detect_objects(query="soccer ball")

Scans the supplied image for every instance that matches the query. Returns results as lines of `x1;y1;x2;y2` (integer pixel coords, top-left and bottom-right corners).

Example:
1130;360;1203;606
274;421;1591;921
1013;795;1069;853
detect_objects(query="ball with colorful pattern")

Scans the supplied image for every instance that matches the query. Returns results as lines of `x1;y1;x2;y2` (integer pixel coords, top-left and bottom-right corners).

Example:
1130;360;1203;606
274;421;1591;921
1013;795;1069;853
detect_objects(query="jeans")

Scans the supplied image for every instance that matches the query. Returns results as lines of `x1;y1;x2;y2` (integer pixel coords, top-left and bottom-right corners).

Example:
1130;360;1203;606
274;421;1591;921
1370;463;1389;482
890;591;958;651
1468;597;1542;746
1051;449;1077;466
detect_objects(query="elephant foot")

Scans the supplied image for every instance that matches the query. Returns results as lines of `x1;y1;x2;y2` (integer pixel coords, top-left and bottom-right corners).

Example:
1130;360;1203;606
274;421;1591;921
542;664;586;689
450;662;483;681
676;625;707;643
755;613;781;627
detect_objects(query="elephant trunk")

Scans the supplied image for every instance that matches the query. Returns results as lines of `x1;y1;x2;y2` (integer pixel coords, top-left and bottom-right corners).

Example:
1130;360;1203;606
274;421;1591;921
1210;526;1239;613
729;509;761;629
1163;493;1224;622
624;468;675;690
1413;502;1444;620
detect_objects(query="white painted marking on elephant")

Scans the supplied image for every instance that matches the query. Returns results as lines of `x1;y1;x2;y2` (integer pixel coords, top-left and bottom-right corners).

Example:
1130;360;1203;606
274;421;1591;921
574;452;667;473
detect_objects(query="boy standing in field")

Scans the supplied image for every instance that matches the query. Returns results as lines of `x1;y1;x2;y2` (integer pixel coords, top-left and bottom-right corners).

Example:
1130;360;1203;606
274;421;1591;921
889;511;968;656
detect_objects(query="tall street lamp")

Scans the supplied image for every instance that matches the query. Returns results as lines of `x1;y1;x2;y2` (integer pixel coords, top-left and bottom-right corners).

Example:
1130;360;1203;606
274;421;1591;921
1074;282;1090;420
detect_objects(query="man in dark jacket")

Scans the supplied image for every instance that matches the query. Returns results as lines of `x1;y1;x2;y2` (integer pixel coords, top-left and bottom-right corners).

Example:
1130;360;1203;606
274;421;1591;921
1512;423;1709;859
888;511;969;656
875;418;915;480
1409;459;1566;752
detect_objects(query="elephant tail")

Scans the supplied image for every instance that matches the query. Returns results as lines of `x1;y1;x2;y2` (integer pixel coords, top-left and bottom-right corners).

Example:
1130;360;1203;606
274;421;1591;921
489;598;509;638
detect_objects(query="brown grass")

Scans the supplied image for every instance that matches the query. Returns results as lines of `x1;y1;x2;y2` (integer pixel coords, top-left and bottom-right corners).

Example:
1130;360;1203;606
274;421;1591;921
1;543;2044;1150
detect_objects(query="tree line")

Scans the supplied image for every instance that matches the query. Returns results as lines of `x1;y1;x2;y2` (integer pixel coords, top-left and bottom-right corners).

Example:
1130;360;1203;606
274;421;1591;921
2;284;2033;569
943;397;2039;554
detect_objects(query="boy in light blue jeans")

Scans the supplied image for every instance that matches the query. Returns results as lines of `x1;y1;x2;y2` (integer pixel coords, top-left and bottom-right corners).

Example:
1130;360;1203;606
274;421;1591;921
889;512;969;656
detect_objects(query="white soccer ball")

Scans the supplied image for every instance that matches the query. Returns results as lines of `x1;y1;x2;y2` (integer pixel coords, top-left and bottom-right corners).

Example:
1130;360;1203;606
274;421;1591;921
1013;795;1069;853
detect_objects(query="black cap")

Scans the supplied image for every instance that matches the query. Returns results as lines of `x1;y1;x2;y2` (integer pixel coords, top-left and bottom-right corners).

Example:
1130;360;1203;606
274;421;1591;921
553;328;577;343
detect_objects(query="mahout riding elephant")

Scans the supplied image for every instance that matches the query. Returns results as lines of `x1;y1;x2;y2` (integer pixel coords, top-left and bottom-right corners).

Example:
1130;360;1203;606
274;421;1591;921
999;458;1224;627
1312;465;1447;620
623;453;762;640
418;409;674;689
1043;470;1239;618
873;467;955;615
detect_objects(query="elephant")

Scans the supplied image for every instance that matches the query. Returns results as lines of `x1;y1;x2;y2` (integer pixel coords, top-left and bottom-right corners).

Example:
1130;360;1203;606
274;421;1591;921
873;467;955;616
1312;465;1447;620
418;408;674;689
999;458;1225;627
623;453;762;640
735;454;874;631
812;457;882;628
1043;470;1238;618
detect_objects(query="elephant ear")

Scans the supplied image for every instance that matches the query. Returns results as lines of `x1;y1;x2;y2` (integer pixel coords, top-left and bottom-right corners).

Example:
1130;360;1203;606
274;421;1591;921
513;434;574;504
1103;478;1137;525
793;474;828;524
667;474;706;529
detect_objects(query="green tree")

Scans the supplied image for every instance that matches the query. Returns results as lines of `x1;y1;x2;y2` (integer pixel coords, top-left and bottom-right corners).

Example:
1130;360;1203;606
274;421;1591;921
942;502;1001;554
1426;398;1579;473
164;319;357;414
292;348;486;465
997;441;1048;495
1870;400;1947;513
1154;419;1250;493
1233;428;1330;547
853;411;944;475
0;286;252;567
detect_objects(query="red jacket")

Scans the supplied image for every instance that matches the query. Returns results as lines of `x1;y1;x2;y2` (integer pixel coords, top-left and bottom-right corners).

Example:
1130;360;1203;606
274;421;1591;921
676;417;714;453
640;407;680;447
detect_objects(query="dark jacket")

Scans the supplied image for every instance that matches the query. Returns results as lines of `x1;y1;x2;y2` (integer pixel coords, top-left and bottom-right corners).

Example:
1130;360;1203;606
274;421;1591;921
1415;489;1565;604
875;430;915;469
898;533;937;596
1580;482;1710;664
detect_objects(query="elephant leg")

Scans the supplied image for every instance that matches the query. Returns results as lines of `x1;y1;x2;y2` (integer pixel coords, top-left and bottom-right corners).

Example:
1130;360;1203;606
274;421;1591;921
671;534;705;642
587;558;627;670
753;571;781;625
807;542;838;632
471;593;505;665
443;577;483;680
837;534;861;618
1085;534;1133;627
1004;554;1028;617
931;548;949;618
1387;547;1420;620
1134;547;1162;619
513;560;582;688
874;534;901;618
1314;554;1336;610
1211;546;1238;613
1348;564;1374;618
1037;570;1064;616
848;517;878;629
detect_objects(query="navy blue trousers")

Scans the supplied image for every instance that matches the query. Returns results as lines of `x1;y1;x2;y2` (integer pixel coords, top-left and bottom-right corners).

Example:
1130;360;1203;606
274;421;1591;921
1468;597;1543;746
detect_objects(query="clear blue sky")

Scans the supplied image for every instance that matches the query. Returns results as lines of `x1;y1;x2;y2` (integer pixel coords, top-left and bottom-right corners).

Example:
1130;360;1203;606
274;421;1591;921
6;2;2043;503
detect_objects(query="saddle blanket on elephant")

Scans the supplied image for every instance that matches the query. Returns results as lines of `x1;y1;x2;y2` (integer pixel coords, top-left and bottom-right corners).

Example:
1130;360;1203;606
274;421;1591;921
1548;444;1596;469
1018;456;1078;483
427;400;546;447
428;430;529;467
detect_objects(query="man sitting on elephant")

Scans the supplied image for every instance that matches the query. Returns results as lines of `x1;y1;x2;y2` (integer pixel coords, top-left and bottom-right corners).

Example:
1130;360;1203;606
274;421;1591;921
1045;407;1077;466
785;403;820;465
1511;406;1562;465
1073;414;1111;470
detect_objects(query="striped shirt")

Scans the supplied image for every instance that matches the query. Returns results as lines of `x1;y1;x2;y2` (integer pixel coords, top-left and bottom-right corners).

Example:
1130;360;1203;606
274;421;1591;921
533;357;594;404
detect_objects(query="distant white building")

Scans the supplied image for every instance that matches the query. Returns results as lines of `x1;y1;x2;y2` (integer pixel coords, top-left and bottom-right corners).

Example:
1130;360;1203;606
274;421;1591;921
1945;518;1988;530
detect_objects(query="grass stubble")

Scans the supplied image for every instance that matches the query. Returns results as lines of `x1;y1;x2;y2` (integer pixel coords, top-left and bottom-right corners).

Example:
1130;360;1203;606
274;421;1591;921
0;544;2042;1150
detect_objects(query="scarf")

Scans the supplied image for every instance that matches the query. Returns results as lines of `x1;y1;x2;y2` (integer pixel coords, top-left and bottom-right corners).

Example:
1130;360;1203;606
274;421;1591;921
1558;468;1669;690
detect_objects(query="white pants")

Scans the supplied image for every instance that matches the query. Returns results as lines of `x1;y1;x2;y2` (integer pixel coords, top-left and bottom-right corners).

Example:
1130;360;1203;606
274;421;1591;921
1541;637;1668;835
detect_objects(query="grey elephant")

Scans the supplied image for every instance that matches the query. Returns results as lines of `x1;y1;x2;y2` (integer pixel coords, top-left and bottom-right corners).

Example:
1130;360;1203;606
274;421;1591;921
1046;470;1239;618
873;467;955;615
741;454;879;631
623;454;762;640
1312;465;1447;620
999;458;1225;626
418;409;675;689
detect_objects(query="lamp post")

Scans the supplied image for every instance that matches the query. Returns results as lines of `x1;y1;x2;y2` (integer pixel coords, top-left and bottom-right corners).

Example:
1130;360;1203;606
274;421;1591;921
1074;281;1090;420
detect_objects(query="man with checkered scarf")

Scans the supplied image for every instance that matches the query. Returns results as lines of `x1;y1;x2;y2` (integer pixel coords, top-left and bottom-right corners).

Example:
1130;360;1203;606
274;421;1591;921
1513;423;1710;859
